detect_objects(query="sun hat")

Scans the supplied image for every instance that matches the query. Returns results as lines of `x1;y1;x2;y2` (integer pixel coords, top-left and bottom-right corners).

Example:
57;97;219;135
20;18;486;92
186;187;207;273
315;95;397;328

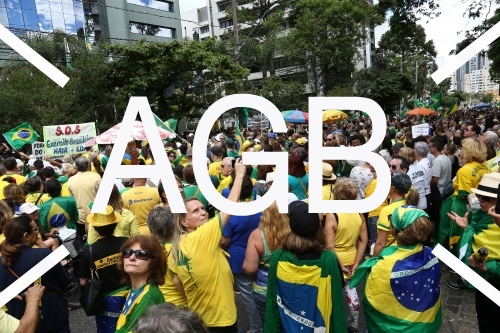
265;172;275;185
288;201;319;237
391;205;429;231
87;205;122;227
241;140;254;152
471;173;500;198
20;203;39;215
322;162;337;181
296;138;308;145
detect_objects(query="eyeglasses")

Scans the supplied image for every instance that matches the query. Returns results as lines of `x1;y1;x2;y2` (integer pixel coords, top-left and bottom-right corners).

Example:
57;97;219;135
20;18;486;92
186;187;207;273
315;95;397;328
389;164;399;170
476;194;494;202
31;227;40;233
168;155;176;158
326;138;333;141
122;248;154;260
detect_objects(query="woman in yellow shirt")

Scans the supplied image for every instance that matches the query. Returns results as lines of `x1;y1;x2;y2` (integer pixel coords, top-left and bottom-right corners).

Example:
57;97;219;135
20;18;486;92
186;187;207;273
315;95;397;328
448;138;489;256
324;178;368;333
24;177;50;206
170;159;246;332
147;207;187;307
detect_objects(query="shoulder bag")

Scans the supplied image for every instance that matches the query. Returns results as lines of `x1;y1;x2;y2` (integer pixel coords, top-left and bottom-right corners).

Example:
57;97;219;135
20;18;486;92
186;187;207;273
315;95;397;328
80;244;105;316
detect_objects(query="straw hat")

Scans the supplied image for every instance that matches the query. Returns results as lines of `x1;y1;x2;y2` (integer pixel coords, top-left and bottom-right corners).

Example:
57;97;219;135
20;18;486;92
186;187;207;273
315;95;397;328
471;173;500;198
265;172;275;185
322;162;337;181
87;205;122;227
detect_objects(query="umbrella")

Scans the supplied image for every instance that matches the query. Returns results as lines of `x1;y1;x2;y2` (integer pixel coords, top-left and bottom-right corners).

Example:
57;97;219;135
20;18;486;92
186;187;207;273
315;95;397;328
473;102;491;109
84;121;176;147
406;108;437;116
281;110;308;123
322;110;348;123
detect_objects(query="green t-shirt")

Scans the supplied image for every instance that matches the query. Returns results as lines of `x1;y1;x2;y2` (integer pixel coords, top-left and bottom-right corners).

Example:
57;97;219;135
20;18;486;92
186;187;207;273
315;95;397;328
58;175;68;184
115;284;164;333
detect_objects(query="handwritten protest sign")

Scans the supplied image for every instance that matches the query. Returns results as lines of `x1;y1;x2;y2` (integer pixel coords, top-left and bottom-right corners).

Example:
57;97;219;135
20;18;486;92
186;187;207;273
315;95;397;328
412;123;430;138
43;122;97;157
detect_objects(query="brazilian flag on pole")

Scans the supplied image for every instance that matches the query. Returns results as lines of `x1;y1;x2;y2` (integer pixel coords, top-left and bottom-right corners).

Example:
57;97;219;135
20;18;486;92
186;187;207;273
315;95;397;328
427;93;441;110
444;100;458;117
3;122;40;150
234;119;245;154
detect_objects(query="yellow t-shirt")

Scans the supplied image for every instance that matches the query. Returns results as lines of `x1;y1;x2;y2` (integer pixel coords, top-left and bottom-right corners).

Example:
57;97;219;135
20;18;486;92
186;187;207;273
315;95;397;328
322;184;334;200
377;198;406;247
208;161;223;176
334;213;362;266
67;171;102;224
160;243;188;307
122;186;161;235
0;173;26;185
87;209;140;244
61;182;71;197
453;161;489;196
0;181;8;200
217;175;232;194
25;192;51;206
365;178;388;217
0;309;19;333
176;215;237;327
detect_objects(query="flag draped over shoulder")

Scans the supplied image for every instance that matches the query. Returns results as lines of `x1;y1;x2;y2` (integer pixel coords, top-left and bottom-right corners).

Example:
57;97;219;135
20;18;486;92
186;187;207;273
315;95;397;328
350;244;441;333
264;250;347;333
3;122;40;150
39;197;79;232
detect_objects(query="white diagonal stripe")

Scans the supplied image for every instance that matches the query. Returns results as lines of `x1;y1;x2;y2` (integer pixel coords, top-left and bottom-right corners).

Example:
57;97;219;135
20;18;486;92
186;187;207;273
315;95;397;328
0;24;70;88
432;244;500;307
0;246;69;307
431;21;500;84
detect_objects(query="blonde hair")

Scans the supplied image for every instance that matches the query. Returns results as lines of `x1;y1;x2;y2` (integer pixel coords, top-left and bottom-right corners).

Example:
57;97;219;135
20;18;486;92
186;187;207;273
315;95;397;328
0;201;13;234
259;201;291;251
461;137;487;163
399;147;416;164
333;178;357;200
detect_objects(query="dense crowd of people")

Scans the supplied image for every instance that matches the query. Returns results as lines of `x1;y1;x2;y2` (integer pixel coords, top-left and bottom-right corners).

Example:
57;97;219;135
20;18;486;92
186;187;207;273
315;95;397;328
0;108;500;333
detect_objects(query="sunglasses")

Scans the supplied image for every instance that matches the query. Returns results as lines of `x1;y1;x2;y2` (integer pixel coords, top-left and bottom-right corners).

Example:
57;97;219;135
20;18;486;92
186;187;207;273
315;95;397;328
389;164;398;170
168;155;176;158
122;248;154;260
476;194;494;202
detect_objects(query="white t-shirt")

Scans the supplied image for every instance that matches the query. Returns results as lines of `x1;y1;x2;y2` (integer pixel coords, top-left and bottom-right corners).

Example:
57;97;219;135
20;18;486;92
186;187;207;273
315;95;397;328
408;162;427;209
417;158;432;195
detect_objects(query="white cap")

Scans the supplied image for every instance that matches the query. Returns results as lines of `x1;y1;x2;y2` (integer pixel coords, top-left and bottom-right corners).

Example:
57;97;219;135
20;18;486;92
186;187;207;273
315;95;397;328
265;172;275;185
28;159;37;167
188;133;194;137
254;139;260;144
20;203;39;214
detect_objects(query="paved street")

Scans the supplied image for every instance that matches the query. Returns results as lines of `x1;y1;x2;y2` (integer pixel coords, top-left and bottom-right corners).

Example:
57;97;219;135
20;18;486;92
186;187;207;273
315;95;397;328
69;264;478;333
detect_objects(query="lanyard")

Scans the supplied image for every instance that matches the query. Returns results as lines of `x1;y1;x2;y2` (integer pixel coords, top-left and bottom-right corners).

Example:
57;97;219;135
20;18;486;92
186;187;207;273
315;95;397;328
122;284;147;314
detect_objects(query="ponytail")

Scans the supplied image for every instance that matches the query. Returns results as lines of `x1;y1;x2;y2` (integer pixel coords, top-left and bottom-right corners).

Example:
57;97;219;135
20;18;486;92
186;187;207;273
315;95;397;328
406;188;420;207
0;215;33;267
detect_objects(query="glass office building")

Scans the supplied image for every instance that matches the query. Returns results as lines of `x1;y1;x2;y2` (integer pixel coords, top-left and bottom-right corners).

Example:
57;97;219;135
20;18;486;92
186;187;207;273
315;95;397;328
0;0;85;35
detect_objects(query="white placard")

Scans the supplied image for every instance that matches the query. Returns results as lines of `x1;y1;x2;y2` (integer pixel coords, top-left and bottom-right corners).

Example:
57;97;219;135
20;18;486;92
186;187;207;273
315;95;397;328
412;124;430;138
32;141;44;161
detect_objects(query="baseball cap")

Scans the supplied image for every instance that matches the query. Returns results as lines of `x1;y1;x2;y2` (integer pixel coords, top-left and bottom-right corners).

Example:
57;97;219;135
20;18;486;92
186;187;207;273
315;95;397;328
211;146;223;157
288;201;319;238
28;159;37;167
269;133;277;139
20;203;39;215
186;148;193;157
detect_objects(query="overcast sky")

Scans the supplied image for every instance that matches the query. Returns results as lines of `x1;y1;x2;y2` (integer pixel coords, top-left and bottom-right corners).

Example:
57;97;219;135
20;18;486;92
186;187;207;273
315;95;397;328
180;0;498;68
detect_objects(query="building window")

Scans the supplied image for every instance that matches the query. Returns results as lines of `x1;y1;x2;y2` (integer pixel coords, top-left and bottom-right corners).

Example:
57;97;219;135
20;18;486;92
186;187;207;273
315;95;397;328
130;21;175;38
218;1;231;12
127;0;174;12
200;25;209;34
219;18;233;28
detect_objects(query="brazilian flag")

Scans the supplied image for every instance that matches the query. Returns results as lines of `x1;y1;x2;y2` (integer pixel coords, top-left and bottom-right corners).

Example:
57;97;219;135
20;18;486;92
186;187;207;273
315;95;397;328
427;93;441;110
234;119;245;154
444;100;458;117
350;244;442;333
38;196;79;233
265;250;347;333
414;100;425;108
3;122;40;150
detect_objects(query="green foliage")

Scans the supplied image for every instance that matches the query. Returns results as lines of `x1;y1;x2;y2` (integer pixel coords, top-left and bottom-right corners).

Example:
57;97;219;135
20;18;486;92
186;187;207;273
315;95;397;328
252;76;307;110
481;92;494;103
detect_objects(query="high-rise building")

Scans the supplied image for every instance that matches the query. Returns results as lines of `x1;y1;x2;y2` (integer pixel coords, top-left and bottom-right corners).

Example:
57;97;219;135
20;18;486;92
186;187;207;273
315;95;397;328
455;45;488;92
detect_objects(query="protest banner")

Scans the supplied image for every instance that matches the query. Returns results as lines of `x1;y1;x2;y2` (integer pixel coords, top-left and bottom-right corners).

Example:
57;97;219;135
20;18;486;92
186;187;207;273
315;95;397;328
411;123;430;138
43;122;97;157
32;141;44;161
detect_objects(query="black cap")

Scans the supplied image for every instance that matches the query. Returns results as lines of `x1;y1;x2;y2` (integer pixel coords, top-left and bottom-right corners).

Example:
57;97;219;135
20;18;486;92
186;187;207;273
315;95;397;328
288;201;320;238
211;146;223;157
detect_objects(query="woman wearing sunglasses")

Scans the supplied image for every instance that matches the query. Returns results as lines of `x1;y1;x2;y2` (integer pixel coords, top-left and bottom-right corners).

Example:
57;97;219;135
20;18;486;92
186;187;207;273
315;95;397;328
0;215;70;333
448;173;500;332
115;235;166;333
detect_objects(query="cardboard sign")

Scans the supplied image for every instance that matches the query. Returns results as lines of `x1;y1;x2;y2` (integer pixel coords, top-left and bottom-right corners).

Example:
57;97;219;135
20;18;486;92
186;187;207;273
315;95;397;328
43;122;97;157
412;124;430;138
32;141;44;161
